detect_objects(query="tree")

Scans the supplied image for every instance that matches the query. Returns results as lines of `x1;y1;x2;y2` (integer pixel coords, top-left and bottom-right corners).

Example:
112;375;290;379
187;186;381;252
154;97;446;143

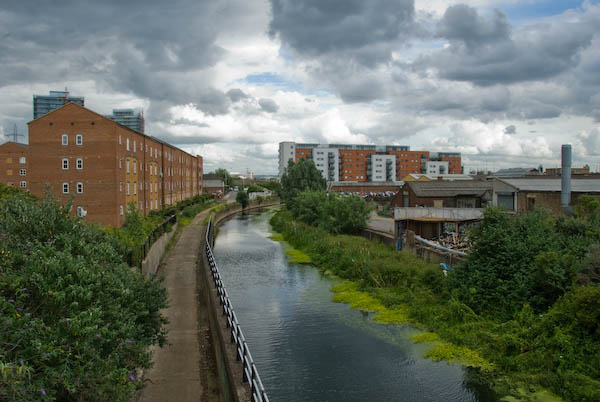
280;159;326;210
236;190;249;209
0;192;167;401
214;168;233;187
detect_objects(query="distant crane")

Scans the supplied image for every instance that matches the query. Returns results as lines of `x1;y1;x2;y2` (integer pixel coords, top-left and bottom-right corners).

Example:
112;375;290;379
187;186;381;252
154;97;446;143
5;124;25;143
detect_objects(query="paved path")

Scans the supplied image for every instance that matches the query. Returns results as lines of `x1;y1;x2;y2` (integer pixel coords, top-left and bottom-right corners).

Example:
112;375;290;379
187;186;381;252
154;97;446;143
367;211;395;235
140;210;219;402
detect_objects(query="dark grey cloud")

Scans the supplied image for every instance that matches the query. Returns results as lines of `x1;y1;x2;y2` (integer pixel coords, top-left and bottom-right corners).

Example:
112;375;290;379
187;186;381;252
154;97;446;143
0;0;242;120
416;5;598;86
504;125;516;134
258;98;279;113
269;0;417;66
227;88;250;103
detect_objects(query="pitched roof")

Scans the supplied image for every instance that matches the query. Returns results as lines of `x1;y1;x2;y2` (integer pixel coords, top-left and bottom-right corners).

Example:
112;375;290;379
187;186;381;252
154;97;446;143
499;178;600;193
28;103;200;159
0;141;29;150
407;180;492;197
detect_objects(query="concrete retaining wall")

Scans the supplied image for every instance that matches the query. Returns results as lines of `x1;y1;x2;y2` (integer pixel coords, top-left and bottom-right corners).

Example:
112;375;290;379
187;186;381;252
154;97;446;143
141;223;178;277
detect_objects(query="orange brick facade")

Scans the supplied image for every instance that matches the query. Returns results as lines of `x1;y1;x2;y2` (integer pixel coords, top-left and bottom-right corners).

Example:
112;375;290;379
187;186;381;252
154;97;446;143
1;103;203;227
291;146;461;182
0;142;29;189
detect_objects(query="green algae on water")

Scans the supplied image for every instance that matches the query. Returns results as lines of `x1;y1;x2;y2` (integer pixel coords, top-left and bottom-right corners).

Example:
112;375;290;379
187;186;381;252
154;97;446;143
410;332;440;343
424;341;494;371
268;234;284;242
286;249;312;263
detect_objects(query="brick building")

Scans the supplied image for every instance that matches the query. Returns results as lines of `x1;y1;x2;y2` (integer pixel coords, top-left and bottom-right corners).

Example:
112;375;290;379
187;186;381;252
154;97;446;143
1;103;203;227
279;142;462;182
393;180;493;208
0;142;29;190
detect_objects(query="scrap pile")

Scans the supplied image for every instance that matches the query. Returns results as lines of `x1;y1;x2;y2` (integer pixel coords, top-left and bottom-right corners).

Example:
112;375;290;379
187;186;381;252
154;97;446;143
431;232;471;253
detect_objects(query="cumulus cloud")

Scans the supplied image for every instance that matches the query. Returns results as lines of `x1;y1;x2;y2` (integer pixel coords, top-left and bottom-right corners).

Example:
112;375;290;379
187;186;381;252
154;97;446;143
258;98;279;113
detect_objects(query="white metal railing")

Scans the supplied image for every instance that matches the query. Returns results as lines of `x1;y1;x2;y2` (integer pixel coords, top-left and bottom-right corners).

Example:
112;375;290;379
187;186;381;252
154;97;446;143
205;217;269;402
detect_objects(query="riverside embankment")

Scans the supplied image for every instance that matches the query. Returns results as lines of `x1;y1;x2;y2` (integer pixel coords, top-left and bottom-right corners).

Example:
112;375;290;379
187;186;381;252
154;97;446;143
212;209;497;402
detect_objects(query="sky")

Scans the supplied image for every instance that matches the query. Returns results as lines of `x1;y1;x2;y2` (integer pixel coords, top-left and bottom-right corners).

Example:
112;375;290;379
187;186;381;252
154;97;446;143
1;0;599;175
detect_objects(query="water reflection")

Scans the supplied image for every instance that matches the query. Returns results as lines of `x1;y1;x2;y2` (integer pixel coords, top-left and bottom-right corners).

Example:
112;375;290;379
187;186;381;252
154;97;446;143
213;210;496;402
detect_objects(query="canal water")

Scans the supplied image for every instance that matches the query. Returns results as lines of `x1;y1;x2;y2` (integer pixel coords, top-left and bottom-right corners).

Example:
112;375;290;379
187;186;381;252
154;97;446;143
212;210;497;402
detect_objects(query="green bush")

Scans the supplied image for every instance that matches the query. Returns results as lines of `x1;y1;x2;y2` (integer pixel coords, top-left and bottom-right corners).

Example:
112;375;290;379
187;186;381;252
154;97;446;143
0;192;167;401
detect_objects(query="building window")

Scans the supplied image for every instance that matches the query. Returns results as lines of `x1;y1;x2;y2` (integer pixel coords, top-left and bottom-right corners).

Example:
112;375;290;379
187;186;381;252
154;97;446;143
126;159;130;173
76;134;83;145
140;201;143;209
19;156;26;164
133;161;137;173
126;138;130;151
120;205;124;216
133;140;136;153
19;181;26;188
120;181;123;192
76;206;86;217
62;158;69;170
62;182;69;194
155;149;158;158
62;134;68;145
134;182;137;195
119;135;122;145
19;168;26;176
77;182;83;194
76;158;83;170
140;142;143;152
126;182;130;195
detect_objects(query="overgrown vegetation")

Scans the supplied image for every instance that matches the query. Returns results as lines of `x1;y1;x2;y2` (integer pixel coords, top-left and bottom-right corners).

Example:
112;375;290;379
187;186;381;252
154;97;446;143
236;190;249;208
106;195;214;266
0;190;167;401
281;159;371;234
271;199;600;401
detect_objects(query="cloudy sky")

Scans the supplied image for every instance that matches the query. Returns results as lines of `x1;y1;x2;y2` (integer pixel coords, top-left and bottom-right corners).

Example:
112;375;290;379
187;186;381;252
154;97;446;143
1;0;600;174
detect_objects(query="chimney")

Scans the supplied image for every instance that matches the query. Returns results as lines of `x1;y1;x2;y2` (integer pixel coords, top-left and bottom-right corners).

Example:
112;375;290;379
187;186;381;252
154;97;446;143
561;144;574;215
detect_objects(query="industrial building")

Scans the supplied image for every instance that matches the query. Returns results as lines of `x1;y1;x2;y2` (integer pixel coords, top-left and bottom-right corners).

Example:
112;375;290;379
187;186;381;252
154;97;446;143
279;141;461;182
1;102;203;227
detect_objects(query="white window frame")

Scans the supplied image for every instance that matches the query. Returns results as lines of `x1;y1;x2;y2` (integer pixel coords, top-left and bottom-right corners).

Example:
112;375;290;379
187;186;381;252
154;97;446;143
119;158;122;169
19;168;26;176
76;134;83;145
126;182;130;195
120;205;124;216
19;156;26;164
126;138;130;151
133;140;136;153
62;134;68;145
76;206;85;218
62;158;69;170
134;182;137;195
76;158;83;170
76;182;83;194
120;181;123;192
19;181;26;188
62;182;69;194
126;159;130;173
133;161;137;173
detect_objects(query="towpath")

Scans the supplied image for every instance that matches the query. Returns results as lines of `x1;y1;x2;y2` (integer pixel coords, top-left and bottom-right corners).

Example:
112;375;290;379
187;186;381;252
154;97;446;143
139;209;220;402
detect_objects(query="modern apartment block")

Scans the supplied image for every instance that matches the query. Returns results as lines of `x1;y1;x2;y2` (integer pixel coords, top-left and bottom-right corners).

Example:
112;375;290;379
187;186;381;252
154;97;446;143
1;102;203;227
105;109;145;133
279;142;462;182
33;90;84;119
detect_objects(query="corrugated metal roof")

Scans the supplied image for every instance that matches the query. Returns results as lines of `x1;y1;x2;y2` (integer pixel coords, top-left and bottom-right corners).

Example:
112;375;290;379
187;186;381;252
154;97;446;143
408;181;492;197
500;178;600;193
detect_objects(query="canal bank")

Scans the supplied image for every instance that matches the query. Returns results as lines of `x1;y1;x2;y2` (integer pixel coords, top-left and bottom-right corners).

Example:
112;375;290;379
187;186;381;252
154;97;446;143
212;209;497;402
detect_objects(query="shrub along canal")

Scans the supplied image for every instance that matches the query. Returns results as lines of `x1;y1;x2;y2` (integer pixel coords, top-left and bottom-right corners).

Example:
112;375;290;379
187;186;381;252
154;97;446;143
212;209;497;402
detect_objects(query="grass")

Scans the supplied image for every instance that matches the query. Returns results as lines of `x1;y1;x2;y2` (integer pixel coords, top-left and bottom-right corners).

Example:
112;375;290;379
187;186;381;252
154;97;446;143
285;249;312;263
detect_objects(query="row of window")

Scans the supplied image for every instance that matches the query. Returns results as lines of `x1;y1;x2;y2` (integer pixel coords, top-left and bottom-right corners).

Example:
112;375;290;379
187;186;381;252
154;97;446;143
62;182;84;194
120;181;161;195
62;134;83;146
62;158;84;170
119;135;193;166
5;156;26;164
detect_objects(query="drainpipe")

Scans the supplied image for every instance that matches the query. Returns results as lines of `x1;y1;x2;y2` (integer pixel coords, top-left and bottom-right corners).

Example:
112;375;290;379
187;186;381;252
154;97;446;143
561;144;575;216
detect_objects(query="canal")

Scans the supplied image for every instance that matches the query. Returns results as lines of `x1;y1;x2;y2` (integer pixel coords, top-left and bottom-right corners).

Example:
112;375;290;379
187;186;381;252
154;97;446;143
212;209;497;402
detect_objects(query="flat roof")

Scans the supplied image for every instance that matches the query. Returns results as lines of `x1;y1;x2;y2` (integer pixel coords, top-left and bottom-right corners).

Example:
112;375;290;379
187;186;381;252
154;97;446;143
500;178;600;193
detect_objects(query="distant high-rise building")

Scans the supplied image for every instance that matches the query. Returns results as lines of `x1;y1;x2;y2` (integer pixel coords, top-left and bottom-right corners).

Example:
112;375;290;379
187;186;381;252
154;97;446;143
105;109;145;133
33;90;84;119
